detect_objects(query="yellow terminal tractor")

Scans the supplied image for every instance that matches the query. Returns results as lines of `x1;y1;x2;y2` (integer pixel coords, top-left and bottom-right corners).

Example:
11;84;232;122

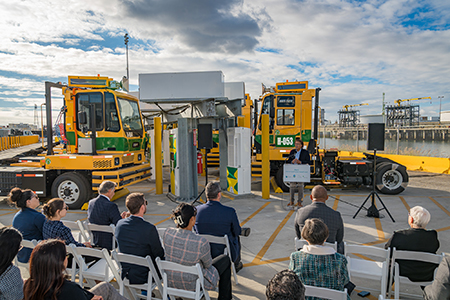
0;75;152;208
251;80;408;194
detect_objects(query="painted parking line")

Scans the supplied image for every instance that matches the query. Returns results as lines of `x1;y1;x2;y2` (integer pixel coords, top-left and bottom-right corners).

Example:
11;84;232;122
332;195;340;210
429;196;450;218
240;202;271;227
399;196;410;211
155;216;172;226
244;209;295;267
0;211;17;217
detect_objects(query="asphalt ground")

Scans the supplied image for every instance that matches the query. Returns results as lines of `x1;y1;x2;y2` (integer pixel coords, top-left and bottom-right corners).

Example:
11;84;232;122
1;168;449;300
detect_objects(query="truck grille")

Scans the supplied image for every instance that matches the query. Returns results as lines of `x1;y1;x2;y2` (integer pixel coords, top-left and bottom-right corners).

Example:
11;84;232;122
122;155;134;163
93;159;112;169
0;172;21;196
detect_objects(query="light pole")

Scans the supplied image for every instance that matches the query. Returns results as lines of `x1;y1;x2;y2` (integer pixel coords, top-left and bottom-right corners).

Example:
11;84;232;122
124;33;129;80
438;96;444;125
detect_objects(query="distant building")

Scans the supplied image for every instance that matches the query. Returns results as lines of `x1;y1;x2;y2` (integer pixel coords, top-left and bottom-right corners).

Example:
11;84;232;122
360;114;384;124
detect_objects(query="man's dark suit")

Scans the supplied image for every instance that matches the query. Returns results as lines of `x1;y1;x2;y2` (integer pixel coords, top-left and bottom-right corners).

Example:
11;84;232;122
194;201;241;263
287;148;310;164
294;201;344;254
87;194;121;250
115;216;165;284
385;228;440;282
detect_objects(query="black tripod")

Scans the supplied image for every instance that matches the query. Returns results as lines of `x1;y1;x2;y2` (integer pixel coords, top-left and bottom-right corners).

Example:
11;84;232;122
353;149;395;222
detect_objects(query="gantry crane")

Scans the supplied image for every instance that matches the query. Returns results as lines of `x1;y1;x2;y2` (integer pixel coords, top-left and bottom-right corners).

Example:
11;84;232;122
386;97;431;127
338;103;369;127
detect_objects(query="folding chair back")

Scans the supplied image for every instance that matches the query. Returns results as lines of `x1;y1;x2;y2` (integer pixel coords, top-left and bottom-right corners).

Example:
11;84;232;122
389;248;444;299
344;243;390;296
304;285;347;300
157;227;167;247
13;239;38;271
155;257;211;300
85;222;117;250
111;250;163;300
294;237;337;251
69;244;117;288
63;220;89;243
198;234;238;285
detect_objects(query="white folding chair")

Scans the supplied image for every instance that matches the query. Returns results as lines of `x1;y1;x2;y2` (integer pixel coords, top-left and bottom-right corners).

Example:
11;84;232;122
110;250;164;300
294;237;337;251
304;285;347;300
389;248;444;299
84;222;117;250
13;239;38;271
65;245;78;281
69;244;118;288
155;257;211;300
198;234;238;285
344;243;390;297
63;220;89;243
157;228;167;247
378;295;400;300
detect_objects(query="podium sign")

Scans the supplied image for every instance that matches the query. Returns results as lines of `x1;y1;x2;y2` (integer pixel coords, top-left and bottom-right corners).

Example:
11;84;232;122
283;164;310;183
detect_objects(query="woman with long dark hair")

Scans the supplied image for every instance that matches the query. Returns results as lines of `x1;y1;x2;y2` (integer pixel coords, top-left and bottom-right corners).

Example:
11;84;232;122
42;198;91;247
0;227;23;300
9;187;45;262
162;203;232;300
23;239;126;300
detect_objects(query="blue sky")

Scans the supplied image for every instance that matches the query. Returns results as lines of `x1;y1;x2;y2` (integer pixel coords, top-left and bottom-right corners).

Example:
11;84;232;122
0;0;449;126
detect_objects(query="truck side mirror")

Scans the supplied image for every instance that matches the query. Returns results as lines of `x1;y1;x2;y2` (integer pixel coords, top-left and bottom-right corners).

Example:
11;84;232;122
269;106;275;119
78;111;87;125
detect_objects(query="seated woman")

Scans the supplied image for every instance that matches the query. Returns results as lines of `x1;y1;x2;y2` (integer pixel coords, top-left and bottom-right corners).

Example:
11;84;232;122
289;218;349;299
42;198;91;248
23;239;126;300
9;187;46;263
0;227;23;300
162;203;232;300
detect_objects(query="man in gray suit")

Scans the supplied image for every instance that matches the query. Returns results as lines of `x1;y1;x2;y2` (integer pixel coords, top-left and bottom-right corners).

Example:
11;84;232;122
294;185;344;254
423;256;450;300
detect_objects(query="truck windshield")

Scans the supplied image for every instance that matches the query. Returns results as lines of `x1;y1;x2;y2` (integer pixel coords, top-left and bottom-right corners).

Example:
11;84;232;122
117;97;143;137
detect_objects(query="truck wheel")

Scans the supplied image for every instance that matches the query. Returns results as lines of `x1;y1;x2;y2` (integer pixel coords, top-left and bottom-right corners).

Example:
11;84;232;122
51;172;90;209
376;163;409;195
276;166;290;192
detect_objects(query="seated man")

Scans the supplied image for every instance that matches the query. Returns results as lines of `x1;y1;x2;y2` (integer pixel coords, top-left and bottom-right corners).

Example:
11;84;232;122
385;205;440;282
423;256;450;300
194;181;248;272
266;269;305;300
88;181;128;250
294;185;344;254
115;193;164;284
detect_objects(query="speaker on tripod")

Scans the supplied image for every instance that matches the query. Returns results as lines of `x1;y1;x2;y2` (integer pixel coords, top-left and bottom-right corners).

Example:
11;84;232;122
193;124;213;205
353;123;395;222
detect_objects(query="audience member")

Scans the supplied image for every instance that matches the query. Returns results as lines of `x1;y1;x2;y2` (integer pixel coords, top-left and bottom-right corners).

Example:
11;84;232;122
163;203;232;300
88;181;128;250
289;218;349;299
194;181;249;272
294;185;344;254
266;269;305;300
23;239;126;300
385;205;440;282
0;227;23;300
42;198;91;248
115;192;165;284
9;187;45;262
287;137;310;207
423;256;450;300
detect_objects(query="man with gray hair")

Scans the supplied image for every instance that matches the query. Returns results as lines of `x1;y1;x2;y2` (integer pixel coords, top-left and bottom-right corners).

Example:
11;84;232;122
385;206;440;282
88;180;128;250
194;181;248;272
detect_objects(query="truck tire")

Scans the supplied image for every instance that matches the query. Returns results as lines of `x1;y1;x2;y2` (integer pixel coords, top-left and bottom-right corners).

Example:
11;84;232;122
51;172;91;209
276;166;290;192
376;163;409;195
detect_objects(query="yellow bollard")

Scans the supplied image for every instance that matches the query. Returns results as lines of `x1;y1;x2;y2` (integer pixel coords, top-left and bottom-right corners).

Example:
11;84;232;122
154;117;163;195
201;149;206;176
262;114;270;199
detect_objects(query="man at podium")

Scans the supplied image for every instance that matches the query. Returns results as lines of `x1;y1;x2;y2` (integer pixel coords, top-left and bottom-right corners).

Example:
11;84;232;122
287;138;310;207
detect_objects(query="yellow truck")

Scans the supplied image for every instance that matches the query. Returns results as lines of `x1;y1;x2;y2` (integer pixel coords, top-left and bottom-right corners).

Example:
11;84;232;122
0;76;152;208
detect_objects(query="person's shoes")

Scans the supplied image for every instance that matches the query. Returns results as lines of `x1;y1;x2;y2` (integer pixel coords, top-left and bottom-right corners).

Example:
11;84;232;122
297;202;303;207
241;227;251;237
287;202;294;206
235;261;244;273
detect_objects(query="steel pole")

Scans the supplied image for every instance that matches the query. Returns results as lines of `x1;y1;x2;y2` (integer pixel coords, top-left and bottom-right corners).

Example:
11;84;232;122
262;114;270;199
155;117;163;194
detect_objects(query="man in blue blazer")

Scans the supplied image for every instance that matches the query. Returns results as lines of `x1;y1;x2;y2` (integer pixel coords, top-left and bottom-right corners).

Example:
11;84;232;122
194;181;246;272
115;193;165;284
87;181;128;250
287;138;311;207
